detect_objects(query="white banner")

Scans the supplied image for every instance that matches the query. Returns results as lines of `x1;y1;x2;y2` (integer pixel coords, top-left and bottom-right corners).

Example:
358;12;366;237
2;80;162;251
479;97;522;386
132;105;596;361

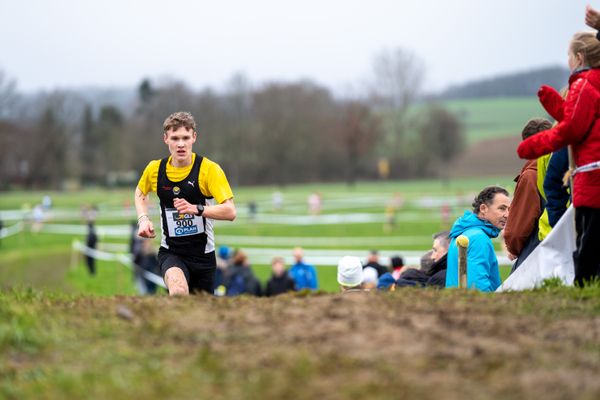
497;206;576;291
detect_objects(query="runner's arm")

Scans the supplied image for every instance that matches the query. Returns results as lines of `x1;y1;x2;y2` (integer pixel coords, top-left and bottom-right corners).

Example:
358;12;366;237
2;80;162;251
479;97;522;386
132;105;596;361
173;197;236;221
135;186;156;238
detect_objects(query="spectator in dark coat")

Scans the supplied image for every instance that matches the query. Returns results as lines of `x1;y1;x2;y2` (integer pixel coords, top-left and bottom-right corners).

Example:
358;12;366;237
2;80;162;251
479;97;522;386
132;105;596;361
396;231;450;288
85;221;98;276
363;250;387;277
544;147;570;227
134;239;160;295
223;250;262;296
265;257;295;297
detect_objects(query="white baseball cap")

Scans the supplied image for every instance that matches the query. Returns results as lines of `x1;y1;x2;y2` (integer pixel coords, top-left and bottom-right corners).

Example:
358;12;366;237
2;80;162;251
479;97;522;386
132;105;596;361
337;256;364;287
362;266;378;285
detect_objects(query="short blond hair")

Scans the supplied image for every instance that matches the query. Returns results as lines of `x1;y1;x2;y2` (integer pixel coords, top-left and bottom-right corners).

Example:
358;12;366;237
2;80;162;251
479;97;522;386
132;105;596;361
163;111;196;133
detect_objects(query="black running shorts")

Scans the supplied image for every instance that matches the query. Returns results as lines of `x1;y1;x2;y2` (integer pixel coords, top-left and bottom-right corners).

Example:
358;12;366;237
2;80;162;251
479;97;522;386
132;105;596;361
158;247;216;294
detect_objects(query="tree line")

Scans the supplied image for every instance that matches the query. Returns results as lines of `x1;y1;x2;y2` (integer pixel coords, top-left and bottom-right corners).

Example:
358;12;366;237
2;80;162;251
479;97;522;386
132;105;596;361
0;49;465;190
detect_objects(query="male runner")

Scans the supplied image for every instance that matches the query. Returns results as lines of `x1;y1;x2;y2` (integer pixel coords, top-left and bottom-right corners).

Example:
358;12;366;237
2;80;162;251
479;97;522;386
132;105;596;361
135;111;236;295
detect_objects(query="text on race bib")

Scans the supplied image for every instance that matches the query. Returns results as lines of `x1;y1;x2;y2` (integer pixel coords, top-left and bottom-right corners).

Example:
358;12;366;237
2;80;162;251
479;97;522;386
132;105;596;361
165;208;204;237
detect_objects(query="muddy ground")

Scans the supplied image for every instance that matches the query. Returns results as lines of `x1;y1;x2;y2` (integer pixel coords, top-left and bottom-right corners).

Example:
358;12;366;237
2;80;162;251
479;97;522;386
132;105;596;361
2;288;600;399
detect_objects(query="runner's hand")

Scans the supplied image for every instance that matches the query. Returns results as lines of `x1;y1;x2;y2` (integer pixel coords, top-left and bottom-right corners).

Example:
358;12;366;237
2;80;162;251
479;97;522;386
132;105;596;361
173;198;198;215
138;218;156;238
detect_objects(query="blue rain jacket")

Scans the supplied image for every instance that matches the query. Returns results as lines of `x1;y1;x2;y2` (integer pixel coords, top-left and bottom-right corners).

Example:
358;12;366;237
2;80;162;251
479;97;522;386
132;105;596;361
445;211;501;292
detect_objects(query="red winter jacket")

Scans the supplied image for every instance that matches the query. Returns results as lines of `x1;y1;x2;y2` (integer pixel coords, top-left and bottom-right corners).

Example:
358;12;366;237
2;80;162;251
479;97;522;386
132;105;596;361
517;69;600;208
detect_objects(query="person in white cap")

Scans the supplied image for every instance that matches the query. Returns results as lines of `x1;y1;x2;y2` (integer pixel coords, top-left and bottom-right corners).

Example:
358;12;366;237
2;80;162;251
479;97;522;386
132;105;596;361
337;256;364;293
361;266;379;290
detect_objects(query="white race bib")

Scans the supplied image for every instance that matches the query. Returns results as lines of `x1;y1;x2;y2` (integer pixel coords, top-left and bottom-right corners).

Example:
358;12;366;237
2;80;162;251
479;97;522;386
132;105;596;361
165;208;204;237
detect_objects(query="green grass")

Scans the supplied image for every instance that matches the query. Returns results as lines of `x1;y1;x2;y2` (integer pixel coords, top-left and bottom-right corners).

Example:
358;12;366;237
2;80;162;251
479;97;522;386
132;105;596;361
441;96;547;143
1;177;518;295
381;97;547;145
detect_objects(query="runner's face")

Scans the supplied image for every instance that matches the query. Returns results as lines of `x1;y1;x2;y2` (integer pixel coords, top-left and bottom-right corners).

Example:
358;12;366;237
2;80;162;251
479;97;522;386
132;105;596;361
479;193;510;229
164;127;196;165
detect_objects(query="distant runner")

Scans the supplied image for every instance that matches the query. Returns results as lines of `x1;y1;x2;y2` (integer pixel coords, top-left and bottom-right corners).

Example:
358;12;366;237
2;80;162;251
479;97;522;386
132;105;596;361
135;111;236;295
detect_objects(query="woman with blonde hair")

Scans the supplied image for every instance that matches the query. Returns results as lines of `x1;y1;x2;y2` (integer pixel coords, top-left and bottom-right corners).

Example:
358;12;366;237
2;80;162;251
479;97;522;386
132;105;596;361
518;31;600;286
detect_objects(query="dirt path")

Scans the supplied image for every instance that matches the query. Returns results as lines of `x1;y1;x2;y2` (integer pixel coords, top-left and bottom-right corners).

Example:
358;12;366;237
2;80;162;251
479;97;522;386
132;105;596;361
3;289;600;399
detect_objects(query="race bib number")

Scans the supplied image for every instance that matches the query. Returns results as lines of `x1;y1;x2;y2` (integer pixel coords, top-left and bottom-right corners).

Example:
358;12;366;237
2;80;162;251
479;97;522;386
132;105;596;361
165;208;204;237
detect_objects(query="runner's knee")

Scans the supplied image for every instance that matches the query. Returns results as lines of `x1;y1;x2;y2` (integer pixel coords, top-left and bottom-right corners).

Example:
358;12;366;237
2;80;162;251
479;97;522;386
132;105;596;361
165;267;189;296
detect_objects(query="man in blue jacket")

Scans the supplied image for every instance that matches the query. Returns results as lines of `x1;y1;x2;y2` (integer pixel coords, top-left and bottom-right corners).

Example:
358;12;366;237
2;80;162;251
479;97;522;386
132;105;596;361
446;186;510;292
289;247;319;291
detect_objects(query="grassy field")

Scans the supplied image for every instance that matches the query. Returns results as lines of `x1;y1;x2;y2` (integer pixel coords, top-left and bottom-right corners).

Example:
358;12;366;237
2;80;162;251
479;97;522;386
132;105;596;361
2;179;599;399
0;177;517;295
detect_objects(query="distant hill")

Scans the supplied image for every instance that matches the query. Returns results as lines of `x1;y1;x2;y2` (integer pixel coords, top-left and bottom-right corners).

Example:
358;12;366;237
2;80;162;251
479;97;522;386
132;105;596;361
439;66;569;99
441;96;545;143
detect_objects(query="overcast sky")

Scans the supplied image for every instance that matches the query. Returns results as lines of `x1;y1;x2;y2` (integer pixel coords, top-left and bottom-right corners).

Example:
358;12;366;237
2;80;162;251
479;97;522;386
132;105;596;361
0;0;595;93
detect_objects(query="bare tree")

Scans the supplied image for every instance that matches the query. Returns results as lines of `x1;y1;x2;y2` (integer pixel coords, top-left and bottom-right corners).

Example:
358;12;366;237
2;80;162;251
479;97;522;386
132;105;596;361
130;79;196;168
0;70;18;119
335;101;381;185
220;73;254;185
252;82;337;185
0;120;32;188
28;107;67;189
372;48;424;110
96;105;125;178
371;48;425;175
415;104;465;180
80;105;100;184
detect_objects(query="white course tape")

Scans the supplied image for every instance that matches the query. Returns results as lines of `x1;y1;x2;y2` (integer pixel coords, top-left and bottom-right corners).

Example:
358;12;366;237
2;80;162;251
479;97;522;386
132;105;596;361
574;160;600;174
238;247;511;267
44;224;132;237
73;240;510;268
0;222;24;239
219;234;432;247
72;240;166;289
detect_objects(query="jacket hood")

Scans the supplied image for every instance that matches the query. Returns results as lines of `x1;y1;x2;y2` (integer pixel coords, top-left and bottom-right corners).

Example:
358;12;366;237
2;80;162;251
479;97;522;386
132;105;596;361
449;210;501;239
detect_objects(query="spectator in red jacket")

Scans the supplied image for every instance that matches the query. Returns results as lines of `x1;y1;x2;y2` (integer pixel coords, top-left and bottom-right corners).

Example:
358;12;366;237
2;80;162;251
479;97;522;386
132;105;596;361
517;32;600;286
505;118;552;272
